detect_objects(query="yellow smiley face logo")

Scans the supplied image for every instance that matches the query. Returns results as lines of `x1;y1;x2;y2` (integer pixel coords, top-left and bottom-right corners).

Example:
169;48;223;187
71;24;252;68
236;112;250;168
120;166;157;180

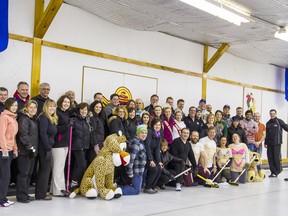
115;86;132;105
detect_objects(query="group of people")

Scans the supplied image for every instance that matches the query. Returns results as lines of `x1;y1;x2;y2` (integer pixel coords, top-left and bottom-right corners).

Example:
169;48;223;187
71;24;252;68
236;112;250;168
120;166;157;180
0;81;288;207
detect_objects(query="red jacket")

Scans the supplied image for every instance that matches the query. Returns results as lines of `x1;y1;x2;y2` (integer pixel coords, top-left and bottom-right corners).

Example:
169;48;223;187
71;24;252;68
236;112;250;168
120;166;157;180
0;110;18;153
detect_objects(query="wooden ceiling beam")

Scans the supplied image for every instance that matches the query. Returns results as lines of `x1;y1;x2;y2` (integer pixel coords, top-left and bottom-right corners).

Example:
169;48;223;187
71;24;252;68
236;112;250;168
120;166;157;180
34;0;64;38
203;43;230;73
34;0;44;33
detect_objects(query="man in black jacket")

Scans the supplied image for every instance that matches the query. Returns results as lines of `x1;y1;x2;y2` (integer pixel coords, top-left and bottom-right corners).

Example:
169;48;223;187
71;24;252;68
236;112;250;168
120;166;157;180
170;128;196;191
184;106;202;135
265;109;288;178
144;94;159;115
31;83;51;117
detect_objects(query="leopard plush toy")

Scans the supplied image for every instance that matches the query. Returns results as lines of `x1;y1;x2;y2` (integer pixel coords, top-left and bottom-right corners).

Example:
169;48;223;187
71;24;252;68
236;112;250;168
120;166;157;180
247;151;266;182
69;133;130;200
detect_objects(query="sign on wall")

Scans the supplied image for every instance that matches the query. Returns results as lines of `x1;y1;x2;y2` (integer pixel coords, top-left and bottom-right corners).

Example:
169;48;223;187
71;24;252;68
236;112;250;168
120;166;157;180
81;66;158;104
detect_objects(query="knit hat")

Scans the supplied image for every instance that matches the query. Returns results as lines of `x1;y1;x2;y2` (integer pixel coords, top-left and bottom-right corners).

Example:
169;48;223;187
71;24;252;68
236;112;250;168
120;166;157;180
136;125;148;135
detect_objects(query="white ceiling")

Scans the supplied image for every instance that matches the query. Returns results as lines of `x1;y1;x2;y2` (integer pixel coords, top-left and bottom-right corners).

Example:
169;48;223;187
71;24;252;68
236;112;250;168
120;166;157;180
64;0;288;68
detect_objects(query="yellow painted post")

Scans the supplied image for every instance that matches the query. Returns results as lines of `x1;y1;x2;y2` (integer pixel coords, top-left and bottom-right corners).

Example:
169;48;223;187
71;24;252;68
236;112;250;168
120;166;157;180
202;45;209;99
31;37;42;97
34;0;44;33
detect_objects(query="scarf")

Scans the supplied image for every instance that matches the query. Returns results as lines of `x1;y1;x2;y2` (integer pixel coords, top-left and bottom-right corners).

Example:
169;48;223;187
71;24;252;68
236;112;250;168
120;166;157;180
13;90;30;104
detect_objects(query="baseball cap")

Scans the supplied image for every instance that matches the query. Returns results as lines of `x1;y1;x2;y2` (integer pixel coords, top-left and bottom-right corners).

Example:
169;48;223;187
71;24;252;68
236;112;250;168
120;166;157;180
199;99;206;104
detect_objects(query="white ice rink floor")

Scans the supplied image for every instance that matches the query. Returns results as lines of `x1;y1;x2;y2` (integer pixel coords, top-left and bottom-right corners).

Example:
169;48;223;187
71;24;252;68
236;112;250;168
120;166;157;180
2;169;288;216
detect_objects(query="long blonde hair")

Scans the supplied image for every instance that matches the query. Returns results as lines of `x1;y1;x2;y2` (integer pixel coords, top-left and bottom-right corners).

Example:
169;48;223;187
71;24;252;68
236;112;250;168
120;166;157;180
42;99;58;125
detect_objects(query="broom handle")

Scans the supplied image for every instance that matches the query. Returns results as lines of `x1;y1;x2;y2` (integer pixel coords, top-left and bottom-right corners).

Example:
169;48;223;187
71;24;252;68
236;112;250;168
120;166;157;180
174;167;191;179
234;155;256;183
66;125;73;191
212;158;232;182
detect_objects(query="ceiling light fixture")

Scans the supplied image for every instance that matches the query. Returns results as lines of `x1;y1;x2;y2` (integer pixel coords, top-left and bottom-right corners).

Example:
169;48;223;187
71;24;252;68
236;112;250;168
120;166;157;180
274;27;288;42
179;0;250;26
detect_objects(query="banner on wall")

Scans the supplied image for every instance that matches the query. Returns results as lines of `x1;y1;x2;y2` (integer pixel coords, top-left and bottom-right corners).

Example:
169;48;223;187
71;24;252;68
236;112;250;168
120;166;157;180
0;0;9;52
243;87;262;113
285;68;288;101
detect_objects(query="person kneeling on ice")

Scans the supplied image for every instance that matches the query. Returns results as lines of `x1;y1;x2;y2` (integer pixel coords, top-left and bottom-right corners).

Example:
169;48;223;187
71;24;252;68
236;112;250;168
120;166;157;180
157;139;185;190
189;131;210;186
170;128;197;191
196;126;217;185
214;136;232;183
119;125;147;195
228;133;250;184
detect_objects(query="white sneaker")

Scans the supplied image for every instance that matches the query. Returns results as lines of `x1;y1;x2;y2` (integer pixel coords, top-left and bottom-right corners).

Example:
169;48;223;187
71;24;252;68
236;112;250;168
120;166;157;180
7;200;14;205
0;202;10;207
176;183;182;191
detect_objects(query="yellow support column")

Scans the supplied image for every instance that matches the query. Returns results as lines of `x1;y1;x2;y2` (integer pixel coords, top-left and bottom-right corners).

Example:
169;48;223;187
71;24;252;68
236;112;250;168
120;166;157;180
31;37;42;97
202;45;208;99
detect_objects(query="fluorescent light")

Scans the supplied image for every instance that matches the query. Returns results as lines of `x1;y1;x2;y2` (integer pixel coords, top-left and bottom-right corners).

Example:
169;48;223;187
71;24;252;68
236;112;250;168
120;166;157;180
180;0;250;26
274;27;288;42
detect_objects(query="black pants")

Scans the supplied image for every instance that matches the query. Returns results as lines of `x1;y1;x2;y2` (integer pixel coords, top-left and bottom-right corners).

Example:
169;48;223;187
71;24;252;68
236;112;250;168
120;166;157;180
0;151;13;204
144;162;161;189
31;154;39;185
267;144;282;175
16;155;35;201
86;148;96;168
168;161;184;184
71;150;86;183
157;169;178;186
10;157;18;184
35;150;52;199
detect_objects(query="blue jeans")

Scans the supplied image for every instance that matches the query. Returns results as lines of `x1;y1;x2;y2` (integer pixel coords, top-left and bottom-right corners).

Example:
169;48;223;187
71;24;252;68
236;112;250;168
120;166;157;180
255;146;262;156
247;143;255;152
120;174;143;195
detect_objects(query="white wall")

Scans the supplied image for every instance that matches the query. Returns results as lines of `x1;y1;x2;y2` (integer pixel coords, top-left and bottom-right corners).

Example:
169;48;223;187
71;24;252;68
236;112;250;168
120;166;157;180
208;46;285;91
1;0;287;158
44;3;204;74
9;0;34;37
0;40;32;94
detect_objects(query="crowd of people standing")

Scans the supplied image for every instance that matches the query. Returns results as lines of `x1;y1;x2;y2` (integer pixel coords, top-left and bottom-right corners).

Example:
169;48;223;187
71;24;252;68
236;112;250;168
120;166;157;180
0;81;288;207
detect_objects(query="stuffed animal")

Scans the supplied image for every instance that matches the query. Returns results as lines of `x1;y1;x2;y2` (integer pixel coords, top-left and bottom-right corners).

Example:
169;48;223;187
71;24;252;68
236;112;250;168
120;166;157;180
247;151;266;182
69;133;130;200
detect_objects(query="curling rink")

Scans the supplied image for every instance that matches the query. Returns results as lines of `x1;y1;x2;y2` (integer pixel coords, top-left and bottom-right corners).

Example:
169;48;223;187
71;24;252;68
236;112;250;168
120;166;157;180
3;169;288;216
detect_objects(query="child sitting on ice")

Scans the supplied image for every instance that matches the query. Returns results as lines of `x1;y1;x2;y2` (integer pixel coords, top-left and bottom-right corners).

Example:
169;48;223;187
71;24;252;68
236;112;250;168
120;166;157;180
157;139;185;191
